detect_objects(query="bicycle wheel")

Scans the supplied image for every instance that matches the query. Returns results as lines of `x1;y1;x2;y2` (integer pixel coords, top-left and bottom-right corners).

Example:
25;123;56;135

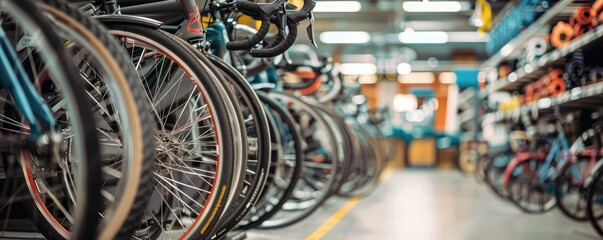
258;92;340;229
0;0;101;238
28;1;157;238
484;152;512;200
310;103;348;194
237;91;304;230
558;128;602;221
556;156;590;221
507;157;557;213
205;54;271;239
587;167;603;237
339;124;383;197
161;36;249;238
106;24;239;239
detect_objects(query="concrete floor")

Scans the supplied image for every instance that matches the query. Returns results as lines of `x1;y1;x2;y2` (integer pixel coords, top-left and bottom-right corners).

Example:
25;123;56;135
248;169;601;240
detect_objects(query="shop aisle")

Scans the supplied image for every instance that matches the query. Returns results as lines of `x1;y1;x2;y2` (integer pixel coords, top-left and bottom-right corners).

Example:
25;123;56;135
248;170;598;240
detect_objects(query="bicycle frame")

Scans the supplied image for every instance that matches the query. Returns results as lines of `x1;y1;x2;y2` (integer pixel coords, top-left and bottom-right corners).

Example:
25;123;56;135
0;27;56;136
536;123;598;185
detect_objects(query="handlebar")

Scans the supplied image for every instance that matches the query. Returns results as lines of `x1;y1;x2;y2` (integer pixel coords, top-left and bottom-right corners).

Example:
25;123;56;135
250;0;316;58
226;0;286;51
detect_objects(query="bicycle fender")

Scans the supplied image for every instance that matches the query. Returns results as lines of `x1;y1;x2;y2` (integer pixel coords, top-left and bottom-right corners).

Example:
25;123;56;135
93;15;162;28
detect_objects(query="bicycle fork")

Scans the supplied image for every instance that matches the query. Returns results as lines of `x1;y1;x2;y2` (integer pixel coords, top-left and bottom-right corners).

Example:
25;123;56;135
0;27;56;135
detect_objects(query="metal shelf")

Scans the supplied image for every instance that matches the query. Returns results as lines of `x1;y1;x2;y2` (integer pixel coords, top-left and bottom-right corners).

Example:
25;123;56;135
485;81;603;122
481;0;577;69
488;24;603;93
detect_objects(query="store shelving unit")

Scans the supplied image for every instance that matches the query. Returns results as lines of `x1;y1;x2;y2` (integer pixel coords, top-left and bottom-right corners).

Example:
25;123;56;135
487;24;603;94
481;0;577;69
485;80;603;122
480;0;603;128
458;88;481;142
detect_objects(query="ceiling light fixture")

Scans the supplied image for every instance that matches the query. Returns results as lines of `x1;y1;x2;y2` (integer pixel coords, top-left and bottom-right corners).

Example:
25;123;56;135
399;31;448;44
340;63;378;75
314;1;362;12
403;1;465;12
447;32;489;42
320;31;371;44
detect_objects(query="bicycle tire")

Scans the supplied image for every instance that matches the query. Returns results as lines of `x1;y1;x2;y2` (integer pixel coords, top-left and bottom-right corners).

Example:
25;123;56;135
587;168;603;237
0;1;101;239
257;91;340;229
163;35;248;238
237;91;304;230
34;1;157;238
205;54;272;239
105;24;237;240
558;128;602;221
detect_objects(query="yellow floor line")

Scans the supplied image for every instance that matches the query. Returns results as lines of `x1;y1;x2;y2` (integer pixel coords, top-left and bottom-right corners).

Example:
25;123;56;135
379;165;396;182
305;197;361;240
306;166;397;240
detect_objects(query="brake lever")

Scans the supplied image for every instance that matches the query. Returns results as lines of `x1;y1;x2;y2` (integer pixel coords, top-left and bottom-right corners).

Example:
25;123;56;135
307;11;317;47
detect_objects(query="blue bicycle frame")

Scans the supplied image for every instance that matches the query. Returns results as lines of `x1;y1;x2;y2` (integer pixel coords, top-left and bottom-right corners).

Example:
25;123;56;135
0;27;56;136
537;125;582;183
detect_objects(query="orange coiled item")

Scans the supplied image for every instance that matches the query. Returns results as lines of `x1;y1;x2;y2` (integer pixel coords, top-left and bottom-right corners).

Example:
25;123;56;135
550;21;574;48
571;6;595;26
549;69;565;82
548;69;566;96
549;77;566;96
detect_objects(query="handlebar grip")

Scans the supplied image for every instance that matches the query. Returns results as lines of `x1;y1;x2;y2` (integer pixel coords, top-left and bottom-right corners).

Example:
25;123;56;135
250;21;297;58
226;1;271;51
266;28;285;48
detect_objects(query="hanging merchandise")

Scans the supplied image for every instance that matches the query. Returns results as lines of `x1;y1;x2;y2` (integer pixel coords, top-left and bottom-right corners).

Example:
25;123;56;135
550;21;574;48
486;1;549;55
474;0;493;33
523;68;565;103
570;6;595;37
526;37;548;57
548;69;566;96
565;49;585;88
586;66;603;82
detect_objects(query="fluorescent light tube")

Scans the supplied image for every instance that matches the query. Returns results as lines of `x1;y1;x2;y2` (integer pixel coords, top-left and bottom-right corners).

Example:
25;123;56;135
314;1;361;12
403;1;465;12
399;31;448;44
447;32;489;42
340;63;378;75
320;31;371;44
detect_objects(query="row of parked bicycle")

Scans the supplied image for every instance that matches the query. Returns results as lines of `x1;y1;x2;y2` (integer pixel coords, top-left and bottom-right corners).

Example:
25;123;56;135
476;106;603;236
0;0;394;239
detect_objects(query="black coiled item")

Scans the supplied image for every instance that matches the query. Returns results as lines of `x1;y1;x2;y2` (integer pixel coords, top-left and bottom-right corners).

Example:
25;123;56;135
565;49;584;89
